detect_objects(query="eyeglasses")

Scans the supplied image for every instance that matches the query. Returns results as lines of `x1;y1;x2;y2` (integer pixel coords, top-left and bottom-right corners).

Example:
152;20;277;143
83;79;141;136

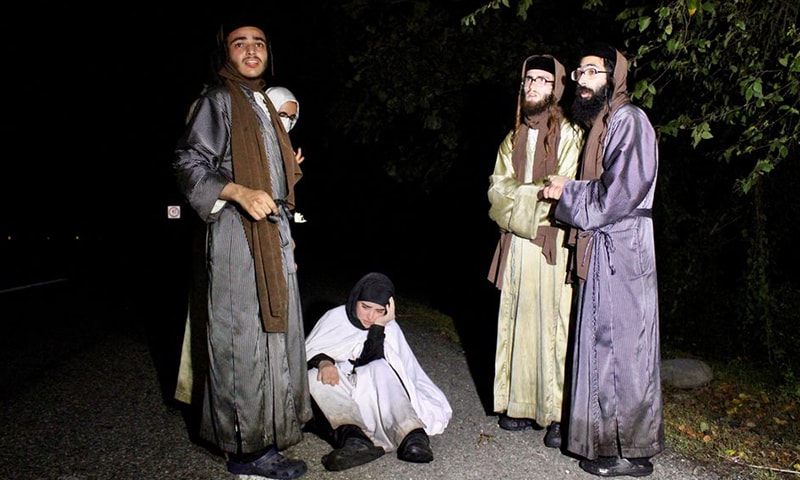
570;67;612;81
278;112;298;122
522;75;554;87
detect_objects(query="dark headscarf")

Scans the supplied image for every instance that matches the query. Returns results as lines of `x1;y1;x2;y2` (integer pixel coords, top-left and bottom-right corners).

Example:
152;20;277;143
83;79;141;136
346;273;395;330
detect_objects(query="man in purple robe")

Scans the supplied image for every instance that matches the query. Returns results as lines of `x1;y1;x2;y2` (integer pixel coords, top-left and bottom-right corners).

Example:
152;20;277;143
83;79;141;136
542;43;664;477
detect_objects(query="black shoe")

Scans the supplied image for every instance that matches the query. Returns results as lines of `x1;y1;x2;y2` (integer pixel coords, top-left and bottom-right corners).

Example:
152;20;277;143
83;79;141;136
226;447;307;479
397;428;433;463
498;414;543;431
579;456;654;477
322;436;385;471
543;421;561;448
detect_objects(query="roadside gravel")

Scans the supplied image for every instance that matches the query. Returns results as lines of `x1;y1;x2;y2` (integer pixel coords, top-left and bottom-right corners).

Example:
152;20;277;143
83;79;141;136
0;274;735;479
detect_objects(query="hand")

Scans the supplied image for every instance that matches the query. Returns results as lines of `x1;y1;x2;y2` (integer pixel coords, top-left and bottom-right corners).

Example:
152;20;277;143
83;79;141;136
221;183;279;221
294;147;305;165
541;175;569;200
317;361;340;386
374;297;396;327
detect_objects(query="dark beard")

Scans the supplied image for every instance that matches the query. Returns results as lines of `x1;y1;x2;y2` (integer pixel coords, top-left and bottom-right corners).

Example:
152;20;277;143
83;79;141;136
522;95;553;117
572;86;608;126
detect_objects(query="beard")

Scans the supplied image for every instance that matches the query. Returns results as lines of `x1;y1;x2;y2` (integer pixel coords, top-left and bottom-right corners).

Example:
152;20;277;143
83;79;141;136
572;85;608;126
522;94;553;117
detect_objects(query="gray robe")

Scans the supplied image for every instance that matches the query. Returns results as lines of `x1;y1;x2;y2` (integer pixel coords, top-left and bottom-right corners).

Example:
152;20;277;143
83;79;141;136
174;84;312;453
554;103;664;460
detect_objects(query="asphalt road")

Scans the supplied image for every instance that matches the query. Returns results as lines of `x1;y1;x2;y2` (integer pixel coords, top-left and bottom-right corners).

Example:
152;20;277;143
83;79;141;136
0;267;732;480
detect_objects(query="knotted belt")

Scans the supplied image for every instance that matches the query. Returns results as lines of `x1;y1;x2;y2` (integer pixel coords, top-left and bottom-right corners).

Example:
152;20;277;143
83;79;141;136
574;208;652;281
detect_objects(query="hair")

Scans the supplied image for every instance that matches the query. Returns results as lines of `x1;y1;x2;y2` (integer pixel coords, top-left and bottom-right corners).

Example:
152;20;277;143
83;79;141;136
513;92;564;156
580;42;617;107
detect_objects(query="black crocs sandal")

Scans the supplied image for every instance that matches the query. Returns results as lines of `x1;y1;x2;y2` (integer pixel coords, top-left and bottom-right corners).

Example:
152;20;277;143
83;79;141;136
227;448;308;479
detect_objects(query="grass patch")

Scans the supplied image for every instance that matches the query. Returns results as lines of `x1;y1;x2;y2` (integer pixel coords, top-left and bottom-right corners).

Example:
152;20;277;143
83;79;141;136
396;297;461;345
662;358;800;478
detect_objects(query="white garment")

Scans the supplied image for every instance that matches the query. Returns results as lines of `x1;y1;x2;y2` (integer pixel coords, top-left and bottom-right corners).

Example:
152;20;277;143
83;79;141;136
266;86;299;132
305;305;452;451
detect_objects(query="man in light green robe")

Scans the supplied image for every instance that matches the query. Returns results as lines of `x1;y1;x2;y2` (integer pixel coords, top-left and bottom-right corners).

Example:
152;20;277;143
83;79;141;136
487;54;583;447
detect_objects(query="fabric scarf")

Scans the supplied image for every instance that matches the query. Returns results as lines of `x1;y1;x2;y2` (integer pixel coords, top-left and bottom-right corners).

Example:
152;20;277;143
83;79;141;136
346;272;395;330
491;55;566;288
218;62;301;332
568;49;631;281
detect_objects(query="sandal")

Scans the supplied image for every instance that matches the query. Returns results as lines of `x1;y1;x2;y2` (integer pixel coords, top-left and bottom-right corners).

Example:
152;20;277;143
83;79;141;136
579;456;654;477
227;447;308;479
498;415;542;431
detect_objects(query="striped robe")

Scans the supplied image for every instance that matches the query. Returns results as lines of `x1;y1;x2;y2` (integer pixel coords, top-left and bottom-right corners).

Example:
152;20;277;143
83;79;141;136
173;84;311;453
554;103;664;460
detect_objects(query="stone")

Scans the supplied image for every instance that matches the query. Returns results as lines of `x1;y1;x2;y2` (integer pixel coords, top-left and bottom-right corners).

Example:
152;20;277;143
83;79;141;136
661;358;713;389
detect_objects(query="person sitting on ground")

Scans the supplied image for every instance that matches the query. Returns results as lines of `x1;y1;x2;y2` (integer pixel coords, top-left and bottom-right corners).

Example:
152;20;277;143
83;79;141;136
304;272;453;472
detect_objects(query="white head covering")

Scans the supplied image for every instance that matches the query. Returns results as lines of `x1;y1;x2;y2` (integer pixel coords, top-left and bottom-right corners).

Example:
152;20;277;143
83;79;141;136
265;86;299;131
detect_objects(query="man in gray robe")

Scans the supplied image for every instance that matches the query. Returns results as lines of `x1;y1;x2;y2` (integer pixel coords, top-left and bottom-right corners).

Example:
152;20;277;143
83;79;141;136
173;14;311;480
542;43;664;477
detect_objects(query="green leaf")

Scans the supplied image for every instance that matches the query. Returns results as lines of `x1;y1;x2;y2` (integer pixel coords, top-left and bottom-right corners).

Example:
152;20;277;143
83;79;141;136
686;0;698;16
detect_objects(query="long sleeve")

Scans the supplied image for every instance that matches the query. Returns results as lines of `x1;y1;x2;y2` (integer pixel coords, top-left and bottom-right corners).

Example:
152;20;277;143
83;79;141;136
489;122;583;239
173;89;233;223
555;105;657;231
307;353;335;370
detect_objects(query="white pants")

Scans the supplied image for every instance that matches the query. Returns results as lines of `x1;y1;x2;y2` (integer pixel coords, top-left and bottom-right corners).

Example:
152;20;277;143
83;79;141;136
308;359;425;451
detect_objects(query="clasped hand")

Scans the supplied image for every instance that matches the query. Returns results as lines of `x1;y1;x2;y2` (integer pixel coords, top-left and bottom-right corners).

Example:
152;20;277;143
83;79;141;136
541;175;569;200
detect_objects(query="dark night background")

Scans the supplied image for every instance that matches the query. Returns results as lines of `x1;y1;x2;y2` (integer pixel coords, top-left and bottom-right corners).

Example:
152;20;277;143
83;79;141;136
2;5;799;479
3;2;512;298
1;2;510;389
3;1;799;387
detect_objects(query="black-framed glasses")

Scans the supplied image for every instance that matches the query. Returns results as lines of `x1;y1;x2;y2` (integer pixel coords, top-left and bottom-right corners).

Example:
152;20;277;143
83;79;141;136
570;67;612;81
278;112;298;122
522;75;554;87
